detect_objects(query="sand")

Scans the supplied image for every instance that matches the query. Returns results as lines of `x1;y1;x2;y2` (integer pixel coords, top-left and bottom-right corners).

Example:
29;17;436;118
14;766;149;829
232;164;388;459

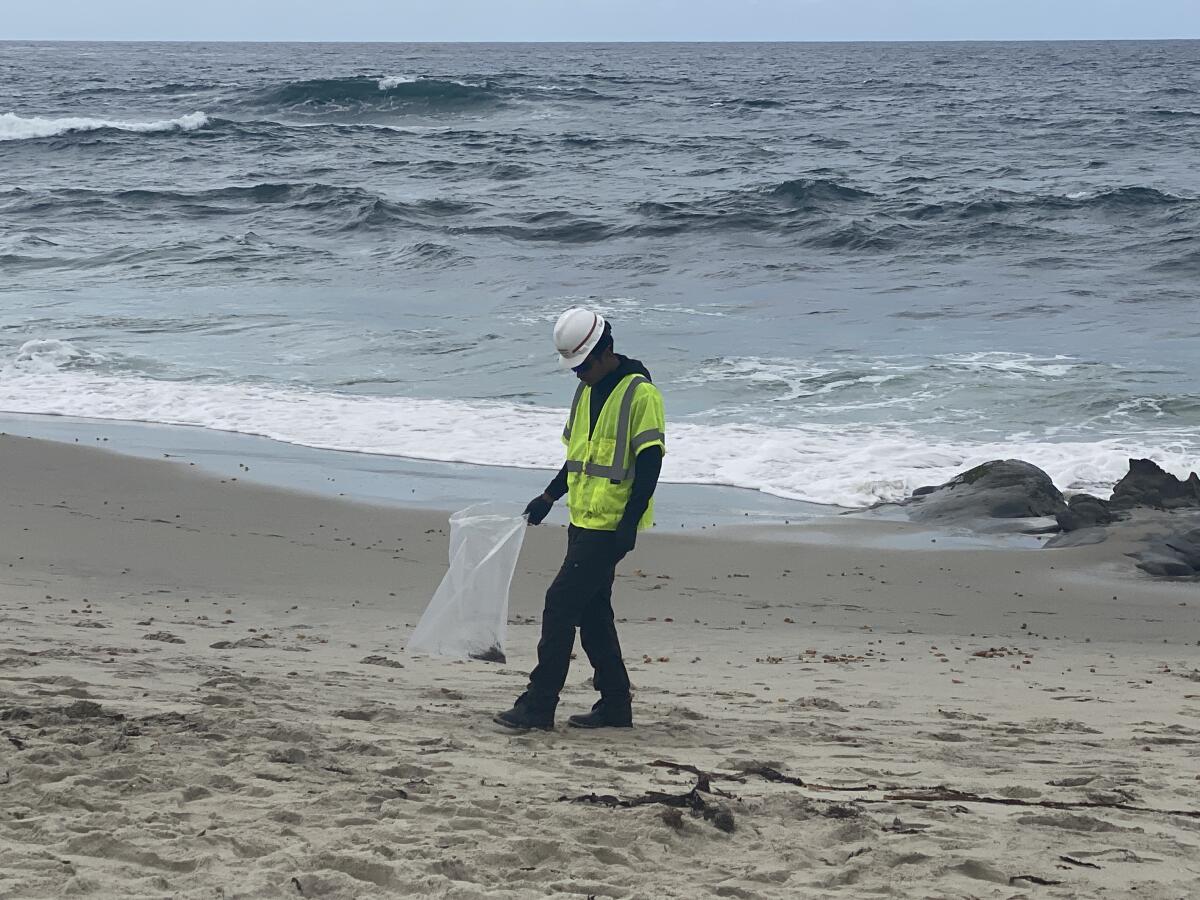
1;433;1197;899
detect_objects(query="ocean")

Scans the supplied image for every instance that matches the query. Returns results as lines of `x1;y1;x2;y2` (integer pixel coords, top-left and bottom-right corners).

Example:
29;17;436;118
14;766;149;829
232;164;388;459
2;40;1198;508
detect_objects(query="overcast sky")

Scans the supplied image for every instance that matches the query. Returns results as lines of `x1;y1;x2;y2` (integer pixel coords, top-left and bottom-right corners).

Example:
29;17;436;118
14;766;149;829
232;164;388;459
5;1;1199;42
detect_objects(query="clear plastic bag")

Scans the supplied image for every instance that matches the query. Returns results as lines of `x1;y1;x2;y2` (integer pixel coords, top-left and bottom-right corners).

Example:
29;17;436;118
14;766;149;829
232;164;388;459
406;502;527;663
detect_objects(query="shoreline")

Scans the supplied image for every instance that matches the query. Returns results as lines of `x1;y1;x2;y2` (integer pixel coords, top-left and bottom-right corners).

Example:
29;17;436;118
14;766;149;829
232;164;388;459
0;411;833;531
0;411;1113;553
0;433;1197;898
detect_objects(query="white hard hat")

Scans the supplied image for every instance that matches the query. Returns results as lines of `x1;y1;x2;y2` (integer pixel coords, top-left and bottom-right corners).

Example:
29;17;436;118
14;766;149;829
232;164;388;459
553;307;606;369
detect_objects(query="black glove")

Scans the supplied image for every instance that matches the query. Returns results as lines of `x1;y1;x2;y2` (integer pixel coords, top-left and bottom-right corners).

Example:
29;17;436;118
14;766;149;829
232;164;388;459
612;520;637;561
524;494;553;525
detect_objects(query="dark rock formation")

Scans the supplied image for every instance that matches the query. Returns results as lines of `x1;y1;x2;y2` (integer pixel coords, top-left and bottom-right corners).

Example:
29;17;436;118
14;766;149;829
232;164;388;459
869;456;1200;579
1130;527;1200;578
1110;459;1200;511
1043;526;1109;549
902;459;1067;524
1055;493;1122;533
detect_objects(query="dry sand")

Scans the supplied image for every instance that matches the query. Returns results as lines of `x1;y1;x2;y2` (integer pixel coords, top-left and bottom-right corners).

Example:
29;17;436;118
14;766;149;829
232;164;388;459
0;433;1197;899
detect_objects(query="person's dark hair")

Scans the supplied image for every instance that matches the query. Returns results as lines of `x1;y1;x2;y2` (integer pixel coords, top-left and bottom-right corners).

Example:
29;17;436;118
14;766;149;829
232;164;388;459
594;321;614;356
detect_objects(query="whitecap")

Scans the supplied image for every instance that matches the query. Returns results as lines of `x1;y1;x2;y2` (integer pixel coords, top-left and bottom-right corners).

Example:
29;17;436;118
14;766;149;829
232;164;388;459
0;111;209;141
377;75;418;90
10;338;98;372
935;351;1085;379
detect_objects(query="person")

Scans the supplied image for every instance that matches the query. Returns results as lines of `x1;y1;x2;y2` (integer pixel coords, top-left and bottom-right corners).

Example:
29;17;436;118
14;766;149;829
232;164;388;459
494;307;666;731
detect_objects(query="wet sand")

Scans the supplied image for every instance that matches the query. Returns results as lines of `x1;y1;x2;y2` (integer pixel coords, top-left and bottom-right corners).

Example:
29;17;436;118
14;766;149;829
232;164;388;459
1;434;1197;898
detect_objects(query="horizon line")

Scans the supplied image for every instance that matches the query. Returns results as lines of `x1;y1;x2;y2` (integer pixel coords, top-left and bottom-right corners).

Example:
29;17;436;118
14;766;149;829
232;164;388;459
4;36;1199;44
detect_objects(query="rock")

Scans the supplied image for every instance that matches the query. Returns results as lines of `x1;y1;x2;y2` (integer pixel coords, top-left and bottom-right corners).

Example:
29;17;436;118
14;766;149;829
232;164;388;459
268;747;308;765
334;708;377;721
359;655;404;668
708;803;737;833
1110;459;1200;510
209;637;270;650
0;656;38;669
1131;527;1200;578
63;700;121;720
1056;493;1122;532
1044;527;1109;549
1045;462;1200;577
142;631;185;644
899;460;1066;523
822;804;861;819
794;696;847;712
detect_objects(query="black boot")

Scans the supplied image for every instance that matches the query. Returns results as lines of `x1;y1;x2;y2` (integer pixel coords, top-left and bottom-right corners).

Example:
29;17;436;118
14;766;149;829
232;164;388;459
568;697;632;729
493;692;556;731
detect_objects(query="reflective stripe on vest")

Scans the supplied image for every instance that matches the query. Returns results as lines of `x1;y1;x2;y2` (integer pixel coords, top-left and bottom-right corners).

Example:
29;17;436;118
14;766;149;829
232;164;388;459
604;374;647;482
630;428;665;454
562;382;586;443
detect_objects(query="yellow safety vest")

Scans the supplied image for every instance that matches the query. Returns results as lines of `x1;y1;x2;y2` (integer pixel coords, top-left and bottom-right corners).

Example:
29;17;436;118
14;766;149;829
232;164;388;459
562;374;666;531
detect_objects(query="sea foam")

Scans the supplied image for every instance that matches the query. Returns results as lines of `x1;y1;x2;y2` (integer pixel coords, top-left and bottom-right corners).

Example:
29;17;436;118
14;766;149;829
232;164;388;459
11;339;91;372
0;111;209;141
0;360;1194;508
378;75;419;89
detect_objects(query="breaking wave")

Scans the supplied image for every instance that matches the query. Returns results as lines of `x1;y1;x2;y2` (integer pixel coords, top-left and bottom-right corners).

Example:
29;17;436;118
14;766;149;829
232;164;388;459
253;76;501;115
0;111;210;141
0;360;1195;508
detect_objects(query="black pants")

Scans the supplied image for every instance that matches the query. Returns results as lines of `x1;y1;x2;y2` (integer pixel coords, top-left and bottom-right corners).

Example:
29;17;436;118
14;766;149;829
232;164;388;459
525;525;631;710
